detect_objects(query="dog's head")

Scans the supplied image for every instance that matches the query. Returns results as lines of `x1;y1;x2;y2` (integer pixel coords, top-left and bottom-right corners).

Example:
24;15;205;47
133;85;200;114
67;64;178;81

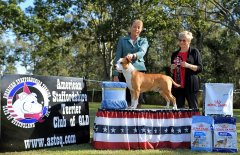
115;57;132;72
13;92;43;118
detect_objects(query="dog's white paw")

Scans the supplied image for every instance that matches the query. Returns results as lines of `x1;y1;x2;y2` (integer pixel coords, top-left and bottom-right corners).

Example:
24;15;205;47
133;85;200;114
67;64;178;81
172;105;178;110
165;105;170;109
128;106;133;109
128;104;138;109
129;100;138;109
133;104;139;109
165;102;170;109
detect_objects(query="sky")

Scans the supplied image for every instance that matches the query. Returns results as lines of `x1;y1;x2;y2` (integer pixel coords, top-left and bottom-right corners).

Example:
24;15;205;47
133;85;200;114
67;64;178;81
19;0;34;11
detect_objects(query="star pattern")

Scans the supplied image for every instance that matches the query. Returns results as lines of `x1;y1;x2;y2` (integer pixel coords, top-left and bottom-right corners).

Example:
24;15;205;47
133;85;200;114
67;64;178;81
147;128;152;134
177;128;181;133
141;128;146;133
133;127;137;133
93;125;191;135
103;126;108;132
164;128;168;133
111;127;116;133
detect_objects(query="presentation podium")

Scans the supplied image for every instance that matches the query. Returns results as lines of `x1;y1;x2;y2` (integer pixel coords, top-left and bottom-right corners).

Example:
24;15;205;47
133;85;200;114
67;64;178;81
92;108;200;150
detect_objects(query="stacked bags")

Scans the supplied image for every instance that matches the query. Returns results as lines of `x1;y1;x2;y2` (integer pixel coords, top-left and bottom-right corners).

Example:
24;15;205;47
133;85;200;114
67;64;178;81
191;116;238;153
192;83;238;153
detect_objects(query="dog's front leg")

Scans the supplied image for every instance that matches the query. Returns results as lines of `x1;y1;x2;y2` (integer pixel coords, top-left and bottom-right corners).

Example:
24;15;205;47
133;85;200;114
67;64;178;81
131;99;138;109
129;89;140;109
128;90;136;109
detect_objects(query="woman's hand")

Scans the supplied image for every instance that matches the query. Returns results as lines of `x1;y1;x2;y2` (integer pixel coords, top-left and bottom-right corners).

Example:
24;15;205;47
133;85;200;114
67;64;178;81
170;64;176;73
126;54;133;61
126;53;137;61
113;76;119;82
180;61;190;68
180;61;198;71
170;64;176;70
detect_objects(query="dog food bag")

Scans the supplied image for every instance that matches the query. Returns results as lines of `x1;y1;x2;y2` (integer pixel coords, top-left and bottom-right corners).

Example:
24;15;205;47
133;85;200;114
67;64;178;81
191;116;214;152
213;116;238;153
203;83;233;116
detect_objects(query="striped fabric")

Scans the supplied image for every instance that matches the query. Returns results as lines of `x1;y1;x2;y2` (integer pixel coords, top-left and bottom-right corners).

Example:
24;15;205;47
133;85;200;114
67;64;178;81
92;109;200;150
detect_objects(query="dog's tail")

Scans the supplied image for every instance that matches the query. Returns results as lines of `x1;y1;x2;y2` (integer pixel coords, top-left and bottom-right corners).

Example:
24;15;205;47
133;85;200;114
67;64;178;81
171;78;181;87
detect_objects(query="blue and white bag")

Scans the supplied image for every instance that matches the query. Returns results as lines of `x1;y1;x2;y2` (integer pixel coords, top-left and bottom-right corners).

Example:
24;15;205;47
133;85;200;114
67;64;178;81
213;116;238;153
101;82;128;109
191;116;214;152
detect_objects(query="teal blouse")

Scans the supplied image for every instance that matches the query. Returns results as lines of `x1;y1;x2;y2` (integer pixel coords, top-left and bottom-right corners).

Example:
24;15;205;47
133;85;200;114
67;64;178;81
113;35;149;76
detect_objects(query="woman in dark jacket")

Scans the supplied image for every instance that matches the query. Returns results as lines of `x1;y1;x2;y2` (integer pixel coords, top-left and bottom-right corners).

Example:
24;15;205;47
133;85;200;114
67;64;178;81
170;30;203;109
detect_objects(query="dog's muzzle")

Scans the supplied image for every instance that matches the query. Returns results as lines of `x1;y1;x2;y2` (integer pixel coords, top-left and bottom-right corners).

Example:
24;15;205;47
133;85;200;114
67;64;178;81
115;60;123;73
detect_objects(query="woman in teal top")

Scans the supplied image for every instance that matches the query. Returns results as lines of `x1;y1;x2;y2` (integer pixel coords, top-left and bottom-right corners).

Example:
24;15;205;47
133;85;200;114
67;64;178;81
113;19;149;105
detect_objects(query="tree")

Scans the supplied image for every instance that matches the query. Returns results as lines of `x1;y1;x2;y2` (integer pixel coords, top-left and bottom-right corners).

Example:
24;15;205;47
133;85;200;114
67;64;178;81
204;0;240;35
1;0;240;92
0;0;27;74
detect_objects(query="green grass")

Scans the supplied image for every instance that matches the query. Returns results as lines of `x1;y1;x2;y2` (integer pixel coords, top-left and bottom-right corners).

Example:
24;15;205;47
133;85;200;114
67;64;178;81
1;102;239;155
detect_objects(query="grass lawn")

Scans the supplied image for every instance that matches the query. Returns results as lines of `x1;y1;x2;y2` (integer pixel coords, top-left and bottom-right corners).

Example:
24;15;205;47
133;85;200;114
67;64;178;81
1;102;239;155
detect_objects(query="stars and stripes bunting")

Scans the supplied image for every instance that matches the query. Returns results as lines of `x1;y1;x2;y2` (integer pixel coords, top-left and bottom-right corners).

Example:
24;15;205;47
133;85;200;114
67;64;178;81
92;109;200;150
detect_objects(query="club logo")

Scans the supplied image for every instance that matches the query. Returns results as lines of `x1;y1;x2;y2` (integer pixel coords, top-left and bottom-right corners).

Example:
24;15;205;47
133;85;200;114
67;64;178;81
2;77;51;128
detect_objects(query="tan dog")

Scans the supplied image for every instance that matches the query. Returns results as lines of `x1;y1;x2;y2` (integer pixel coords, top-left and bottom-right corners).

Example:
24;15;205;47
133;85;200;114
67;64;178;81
215;137;227;148
116;57;181;109
192;138;199;147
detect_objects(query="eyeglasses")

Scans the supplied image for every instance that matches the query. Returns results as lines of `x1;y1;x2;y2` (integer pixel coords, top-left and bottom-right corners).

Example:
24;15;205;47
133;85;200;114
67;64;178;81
178;39;187;43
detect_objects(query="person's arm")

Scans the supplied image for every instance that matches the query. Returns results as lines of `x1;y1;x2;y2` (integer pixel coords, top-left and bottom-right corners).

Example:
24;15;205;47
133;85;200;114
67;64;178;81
170;52;177;74
181;49;203;73
113;37;123;80
181;62;198;72
115;37;123;63
134;38;149;60
170;64;177;73
188;64;198;71
194;49;203;73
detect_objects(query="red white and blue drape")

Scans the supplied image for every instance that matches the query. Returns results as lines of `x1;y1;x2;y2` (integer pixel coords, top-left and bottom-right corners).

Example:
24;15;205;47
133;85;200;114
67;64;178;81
92;109;200;150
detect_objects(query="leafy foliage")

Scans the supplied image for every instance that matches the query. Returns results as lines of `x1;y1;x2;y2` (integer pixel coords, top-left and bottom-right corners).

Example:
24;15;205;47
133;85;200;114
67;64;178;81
0;0;239;90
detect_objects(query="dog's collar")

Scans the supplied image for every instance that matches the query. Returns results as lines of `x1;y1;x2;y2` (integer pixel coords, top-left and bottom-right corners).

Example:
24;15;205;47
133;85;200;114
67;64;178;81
125;64;135;72
24;112;43;120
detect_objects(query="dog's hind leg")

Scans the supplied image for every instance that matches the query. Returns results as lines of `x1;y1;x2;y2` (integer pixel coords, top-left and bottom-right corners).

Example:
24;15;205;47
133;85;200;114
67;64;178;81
166;102;170;109
161;92;178;110
160;92;170;109
169;94;177;110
